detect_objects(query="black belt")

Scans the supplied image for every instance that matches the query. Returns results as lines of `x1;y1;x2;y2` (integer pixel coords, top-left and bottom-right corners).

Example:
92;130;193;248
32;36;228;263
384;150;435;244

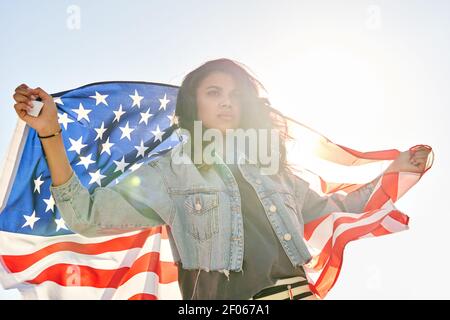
249;276;317;300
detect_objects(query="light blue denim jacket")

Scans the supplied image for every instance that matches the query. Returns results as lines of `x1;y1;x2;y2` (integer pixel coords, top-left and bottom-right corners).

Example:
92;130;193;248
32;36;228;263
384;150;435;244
50;138;381;276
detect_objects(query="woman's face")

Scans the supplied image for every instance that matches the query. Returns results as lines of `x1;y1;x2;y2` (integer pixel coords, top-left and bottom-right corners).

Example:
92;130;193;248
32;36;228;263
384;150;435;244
196;71;242;133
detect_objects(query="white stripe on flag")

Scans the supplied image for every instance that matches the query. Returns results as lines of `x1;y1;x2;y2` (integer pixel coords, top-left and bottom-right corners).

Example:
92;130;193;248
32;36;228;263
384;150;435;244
0;235;174;288
332;208;392;245
380;215;409;233
19;271;181;300
397;172;421;200
0;230;144;255
0;119;28;212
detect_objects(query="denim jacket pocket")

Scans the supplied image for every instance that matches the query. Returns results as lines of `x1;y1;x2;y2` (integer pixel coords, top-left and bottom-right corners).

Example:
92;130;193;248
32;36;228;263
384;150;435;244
183;192;219;242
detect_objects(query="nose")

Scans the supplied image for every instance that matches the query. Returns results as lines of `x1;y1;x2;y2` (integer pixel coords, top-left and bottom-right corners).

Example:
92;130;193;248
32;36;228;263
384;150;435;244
219;98;232;109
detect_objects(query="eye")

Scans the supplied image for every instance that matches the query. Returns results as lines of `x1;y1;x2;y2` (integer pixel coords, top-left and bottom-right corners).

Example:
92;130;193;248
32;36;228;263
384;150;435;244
207;90;220;97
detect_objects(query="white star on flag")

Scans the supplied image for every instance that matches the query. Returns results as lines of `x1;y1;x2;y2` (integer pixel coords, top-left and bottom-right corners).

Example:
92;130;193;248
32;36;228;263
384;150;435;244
77;153;96;169
90;91;109;106
139;108;153;125
68;137;87;155
101;137;114;155
113;104;126;123
119;121;135;141
34;175;44;194
159;93;170;111
113;156;129;173
58;113;74;130
151;125;164;142
22;211;40;229
43;195;55;213
72;103;92;122
94;122;107;141
55;217;68;232
88;169;106;186
129;89;144;108
134;140;148;158
53;97;64;105
167;112;178;126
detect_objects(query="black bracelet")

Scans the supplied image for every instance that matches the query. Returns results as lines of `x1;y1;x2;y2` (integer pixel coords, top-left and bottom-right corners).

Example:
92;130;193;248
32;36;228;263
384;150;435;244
38;128;62;139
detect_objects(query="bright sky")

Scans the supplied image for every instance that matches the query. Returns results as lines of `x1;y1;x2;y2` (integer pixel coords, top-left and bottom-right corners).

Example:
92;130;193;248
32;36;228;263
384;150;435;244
1;0;449;299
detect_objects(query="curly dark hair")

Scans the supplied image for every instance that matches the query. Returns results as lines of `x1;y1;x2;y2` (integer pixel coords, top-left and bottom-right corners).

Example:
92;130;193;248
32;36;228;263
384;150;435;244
174;58;292;174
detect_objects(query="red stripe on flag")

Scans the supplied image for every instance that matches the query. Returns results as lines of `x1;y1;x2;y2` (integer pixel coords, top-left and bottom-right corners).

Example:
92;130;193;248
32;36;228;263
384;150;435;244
310;210;407;298
389;210;410;224
364;185;390;211
319;176;366;194
370;225;392;237
311;238;332;271
128;293;158;300
381;173;399;202
2;228;162;273
306;209;386;271
27;252;178;287
304;214;330;240
119;251;178;285
330;210;406;269
336;144;400;161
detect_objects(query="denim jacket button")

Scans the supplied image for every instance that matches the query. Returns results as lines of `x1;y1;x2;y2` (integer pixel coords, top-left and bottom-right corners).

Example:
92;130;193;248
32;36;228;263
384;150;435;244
283;233;292;241
195;203;202;211
255;179;262;185
269;205;277;213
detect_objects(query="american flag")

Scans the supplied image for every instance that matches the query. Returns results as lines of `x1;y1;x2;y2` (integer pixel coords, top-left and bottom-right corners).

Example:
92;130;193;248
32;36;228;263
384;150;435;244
0;81;182;299
0;81;433;299
279;116;434;298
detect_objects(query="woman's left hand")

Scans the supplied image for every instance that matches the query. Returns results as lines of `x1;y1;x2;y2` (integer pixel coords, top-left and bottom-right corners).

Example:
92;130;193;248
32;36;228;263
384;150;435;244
385;145;432;174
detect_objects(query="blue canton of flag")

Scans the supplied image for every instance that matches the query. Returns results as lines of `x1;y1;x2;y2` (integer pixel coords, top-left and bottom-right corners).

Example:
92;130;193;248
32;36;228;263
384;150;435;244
0;81;182;237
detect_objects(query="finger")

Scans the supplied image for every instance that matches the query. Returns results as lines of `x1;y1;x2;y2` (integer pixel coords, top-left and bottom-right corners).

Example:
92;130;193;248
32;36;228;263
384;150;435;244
28;87;50;101
416;163;425;170
415;145;431;151
413;150;430;157
13;93;34;106
410;162;425;171
411;154;429;161
14;103;38;126
409;146;431;158
413;156;429;162
414;158;426;165
410;158;426;168
410;145;431;151
15;87;36;99
14;103;31;120
18;111;37;126
409;151;430;162
14;102;32;115
15;83;30;91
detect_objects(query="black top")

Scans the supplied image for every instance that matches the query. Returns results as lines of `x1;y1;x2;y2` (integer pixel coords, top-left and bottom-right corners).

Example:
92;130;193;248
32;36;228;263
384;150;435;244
177;163;306;300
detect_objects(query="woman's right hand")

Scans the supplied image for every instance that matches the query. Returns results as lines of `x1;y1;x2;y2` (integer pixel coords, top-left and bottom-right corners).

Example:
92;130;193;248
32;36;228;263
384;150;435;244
13;83;60;136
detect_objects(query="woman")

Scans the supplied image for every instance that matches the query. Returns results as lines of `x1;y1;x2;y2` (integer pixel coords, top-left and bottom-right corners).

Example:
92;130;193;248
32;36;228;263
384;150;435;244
12;58;431;300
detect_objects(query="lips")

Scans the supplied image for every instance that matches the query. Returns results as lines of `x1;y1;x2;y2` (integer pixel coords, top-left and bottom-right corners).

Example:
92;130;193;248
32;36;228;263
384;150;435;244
218;113;235;120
